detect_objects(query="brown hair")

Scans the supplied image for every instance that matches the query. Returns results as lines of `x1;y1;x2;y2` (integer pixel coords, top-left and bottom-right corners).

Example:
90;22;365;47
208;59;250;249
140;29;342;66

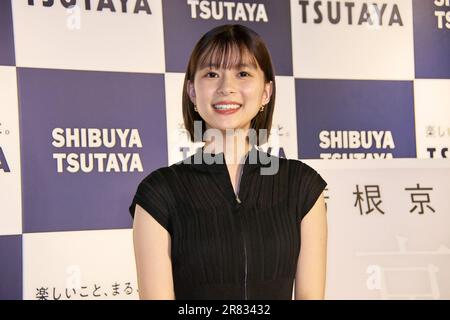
182;24;276;145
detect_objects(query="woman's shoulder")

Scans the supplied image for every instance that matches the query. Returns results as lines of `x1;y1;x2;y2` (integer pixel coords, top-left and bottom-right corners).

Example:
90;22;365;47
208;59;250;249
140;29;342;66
257;149;305;168
137;155;198;185
136;164;178;187
285;157;327;193
277;154;323;179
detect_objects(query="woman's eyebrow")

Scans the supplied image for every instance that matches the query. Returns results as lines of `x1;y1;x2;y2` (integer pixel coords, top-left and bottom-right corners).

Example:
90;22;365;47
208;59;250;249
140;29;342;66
201;62;256;69
238;63;257;69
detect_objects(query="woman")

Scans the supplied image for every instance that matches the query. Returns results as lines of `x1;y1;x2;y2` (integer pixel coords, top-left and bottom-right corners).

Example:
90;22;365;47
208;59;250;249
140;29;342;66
129;24;328;300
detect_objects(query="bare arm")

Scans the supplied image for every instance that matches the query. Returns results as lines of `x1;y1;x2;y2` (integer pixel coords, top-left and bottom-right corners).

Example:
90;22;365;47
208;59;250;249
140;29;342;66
294;192;328;299
132;203;175;299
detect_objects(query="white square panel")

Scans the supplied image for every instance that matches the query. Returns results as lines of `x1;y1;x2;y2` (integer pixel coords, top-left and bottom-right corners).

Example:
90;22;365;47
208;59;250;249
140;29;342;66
0;66;22;235
414;79;450;159
12;0;165;73
23;229;138;300
164;72;204;165
259;76;298;159
291;0;415;80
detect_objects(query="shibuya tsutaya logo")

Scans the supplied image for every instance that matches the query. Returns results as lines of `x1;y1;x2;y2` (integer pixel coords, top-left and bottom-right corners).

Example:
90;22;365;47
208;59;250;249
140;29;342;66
183;120;280;175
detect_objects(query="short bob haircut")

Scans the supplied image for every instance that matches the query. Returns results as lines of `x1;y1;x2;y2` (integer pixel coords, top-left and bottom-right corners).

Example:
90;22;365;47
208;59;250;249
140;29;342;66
182;24;276;146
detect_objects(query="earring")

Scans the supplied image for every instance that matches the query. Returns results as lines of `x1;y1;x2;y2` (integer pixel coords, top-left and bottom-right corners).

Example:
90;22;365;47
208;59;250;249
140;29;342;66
194;105;198;112
260;104;265;112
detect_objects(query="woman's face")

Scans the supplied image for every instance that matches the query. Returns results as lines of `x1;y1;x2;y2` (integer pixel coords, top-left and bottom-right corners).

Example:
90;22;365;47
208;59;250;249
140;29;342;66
187;53;272;134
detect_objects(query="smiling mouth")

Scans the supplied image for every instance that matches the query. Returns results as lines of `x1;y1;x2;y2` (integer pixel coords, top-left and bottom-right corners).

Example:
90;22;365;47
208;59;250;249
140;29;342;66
212;103;242;110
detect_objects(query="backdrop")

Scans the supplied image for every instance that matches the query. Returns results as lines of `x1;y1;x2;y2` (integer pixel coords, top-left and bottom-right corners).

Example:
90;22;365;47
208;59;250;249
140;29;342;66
0;0;449;300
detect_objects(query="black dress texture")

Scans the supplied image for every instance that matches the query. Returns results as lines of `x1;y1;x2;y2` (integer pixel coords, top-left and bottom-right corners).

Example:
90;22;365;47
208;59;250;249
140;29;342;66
129;145;327;300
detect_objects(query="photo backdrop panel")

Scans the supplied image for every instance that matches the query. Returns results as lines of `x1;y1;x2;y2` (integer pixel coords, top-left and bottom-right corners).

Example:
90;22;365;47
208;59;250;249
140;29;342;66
23;229;138;300
0;66;22;236
414;79;450;159
413;0;450;79
0;0;15;66
163;0;293;76
11;0;165;73
18;68;168;233
258;76;298;159
295;79;416;160
0;235;22;300
291;0;415;80
306;159;450;299
164;72;203;165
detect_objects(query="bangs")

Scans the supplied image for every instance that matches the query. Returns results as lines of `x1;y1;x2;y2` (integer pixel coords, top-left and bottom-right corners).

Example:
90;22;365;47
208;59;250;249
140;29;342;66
197;40;258;71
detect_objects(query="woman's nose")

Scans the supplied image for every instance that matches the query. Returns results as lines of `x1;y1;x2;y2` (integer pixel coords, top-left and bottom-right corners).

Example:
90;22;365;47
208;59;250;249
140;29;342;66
217;73;236;95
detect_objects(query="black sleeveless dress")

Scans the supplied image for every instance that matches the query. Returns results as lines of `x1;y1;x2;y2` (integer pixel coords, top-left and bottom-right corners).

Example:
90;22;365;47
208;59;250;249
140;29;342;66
129;145;327;299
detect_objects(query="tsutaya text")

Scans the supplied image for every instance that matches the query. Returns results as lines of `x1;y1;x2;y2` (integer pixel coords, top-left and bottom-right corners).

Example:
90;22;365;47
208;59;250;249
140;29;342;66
52;128;143;173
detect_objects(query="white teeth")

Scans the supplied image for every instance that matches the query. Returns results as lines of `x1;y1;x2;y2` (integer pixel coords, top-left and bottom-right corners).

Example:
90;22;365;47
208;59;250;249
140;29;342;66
213;104;241;110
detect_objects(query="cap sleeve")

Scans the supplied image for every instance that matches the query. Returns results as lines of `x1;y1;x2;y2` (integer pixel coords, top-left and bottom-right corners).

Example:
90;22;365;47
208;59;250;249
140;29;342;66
129;169;174;235
297;162;327;222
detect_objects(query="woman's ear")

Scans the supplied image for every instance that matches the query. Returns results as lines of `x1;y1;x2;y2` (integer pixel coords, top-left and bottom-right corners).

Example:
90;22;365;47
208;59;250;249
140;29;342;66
262;80;273;105
187;80;196;105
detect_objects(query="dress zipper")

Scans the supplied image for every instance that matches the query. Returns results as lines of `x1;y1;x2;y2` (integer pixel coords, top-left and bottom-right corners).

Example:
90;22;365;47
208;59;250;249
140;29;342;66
236;195;247;300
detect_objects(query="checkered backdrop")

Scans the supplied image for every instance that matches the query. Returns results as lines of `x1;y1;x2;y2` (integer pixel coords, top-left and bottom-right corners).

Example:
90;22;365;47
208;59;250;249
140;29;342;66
0;0;449;300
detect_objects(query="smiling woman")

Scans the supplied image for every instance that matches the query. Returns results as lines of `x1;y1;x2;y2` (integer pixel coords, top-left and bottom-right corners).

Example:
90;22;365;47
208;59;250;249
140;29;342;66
129;24;328;300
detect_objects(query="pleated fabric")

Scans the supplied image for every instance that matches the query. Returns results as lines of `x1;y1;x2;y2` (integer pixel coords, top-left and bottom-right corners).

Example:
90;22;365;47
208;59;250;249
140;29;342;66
129;145;327;300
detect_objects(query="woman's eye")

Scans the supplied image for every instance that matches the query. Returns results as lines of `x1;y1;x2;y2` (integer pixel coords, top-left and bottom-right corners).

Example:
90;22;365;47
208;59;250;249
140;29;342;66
204;71;249;78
